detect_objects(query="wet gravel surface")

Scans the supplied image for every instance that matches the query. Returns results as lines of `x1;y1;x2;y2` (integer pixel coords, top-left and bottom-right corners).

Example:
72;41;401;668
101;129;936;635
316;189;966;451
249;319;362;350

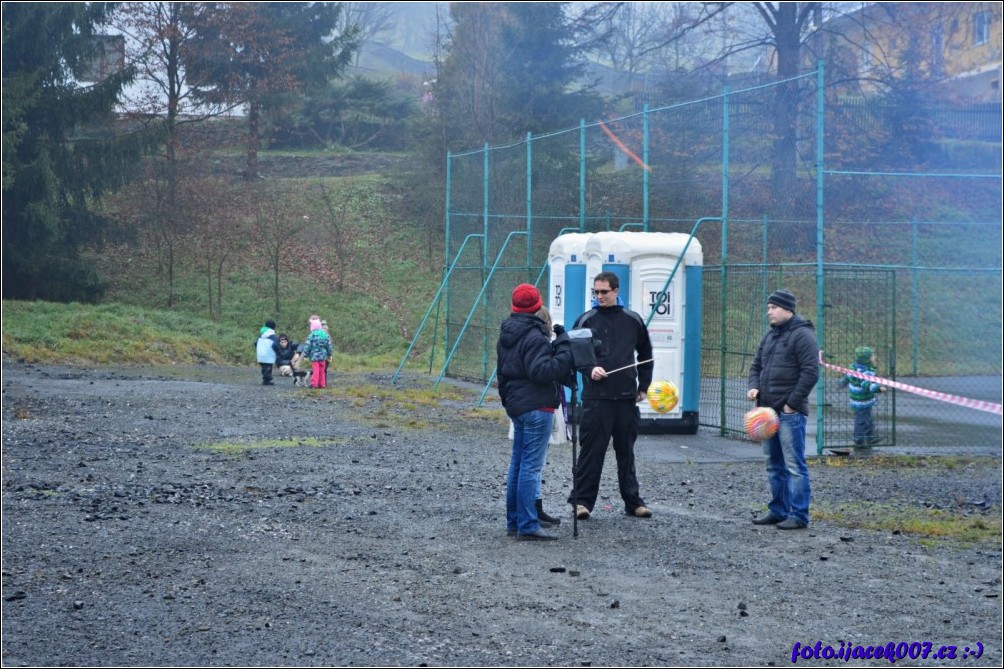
2;362;1001;666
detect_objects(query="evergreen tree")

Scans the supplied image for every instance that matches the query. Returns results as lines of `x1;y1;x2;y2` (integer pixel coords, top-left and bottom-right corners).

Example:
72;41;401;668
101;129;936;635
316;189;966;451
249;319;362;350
184;2;359;179
2;3;150;301
432;2;603;149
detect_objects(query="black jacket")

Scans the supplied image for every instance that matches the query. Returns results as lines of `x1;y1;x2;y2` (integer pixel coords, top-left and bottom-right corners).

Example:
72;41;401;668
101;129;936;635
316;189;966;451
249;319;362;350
574;306;653;401
748;314;820;415
273;340;298;367
496;313;573;419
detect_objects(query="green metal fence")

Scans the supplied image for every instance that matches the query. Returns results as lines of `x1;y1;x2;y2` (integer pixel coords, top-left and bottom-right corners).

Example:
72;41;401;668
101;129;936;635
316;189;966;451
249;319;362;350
397;61;1002;450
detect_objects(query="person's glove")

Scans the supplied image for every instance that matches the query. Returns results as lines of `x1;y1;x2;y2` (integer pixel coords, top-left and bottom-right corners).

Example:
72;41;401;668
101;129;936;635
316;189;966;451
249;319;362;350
553;324;565;337
552;331;570;351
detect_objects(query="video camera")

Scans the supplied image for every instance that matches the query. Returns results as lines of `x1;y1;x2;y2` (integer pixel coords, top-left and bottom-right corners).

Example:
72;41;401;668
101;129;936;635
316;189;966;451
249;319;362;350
552;324;600;373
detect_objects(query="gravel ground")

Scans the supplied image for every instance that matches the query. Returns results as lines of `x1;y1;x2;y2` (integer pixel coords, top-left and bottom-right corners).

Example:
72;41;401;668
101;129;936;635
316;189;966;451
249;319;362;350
2;361;1001;667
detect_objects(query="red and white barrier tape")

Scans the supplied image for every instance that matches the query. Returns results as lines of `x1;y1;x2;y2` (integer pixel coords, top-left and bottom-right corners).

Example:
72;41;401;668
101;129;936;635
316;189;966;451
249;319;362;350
818;351;1003;417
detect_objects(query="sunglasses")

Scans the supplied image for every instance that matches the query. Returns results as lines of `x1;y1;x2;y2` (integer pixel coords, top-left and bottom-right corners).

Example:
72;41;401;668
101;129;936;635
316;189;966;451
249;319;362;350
592;289;614;296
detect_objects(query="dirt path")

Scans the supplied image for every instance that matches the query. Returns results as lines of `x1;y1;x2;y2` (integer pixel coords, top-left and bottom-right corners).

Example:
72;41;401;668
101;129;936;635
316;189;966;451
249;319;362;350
2;362;1000;666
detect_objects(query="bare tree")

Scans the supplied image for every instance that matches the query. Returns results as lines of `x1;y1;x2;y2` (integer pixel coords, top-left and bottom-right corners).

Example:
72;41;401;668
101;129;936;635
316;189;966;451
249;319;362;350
112;2;241;306
315;182;352;292
113;3;237;164
583;2;715;90
184;176;247;321
339;1;397;64
248;184;306;313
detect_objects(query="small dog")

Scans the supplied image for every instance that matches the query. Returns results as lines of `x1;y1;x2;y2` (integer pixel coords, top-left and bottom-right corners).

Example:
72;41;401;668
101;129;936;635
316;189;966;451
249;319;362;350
290;353;311;387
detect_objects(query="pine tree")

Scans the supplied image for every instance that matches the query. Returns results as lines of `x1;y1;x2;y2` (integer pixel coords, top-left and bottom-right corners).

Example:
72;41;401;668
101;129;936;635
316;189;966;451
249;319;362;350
2;3;151;301
433;2;603;149
184;2;358;180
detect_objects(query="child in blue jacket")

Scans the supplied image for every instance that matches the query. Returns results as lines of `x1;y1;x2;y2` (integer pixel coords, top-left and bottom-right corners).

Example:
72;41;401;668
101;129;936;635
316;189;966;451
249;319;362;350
255;320;278;386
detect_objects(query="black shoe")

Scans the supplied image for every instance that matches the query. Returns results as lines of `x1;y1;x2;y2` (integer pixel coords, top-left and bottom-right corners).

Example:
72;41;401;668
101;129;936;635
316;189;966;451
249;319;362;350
752;513;785;525
536;499;561;526
776;518;808;530
517;529;558;541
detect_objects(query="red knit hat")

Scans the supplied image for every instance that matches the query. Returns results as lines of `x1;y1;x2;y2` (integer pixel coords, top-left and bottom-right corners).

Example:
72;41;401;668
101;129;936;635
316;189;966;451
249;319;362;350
511;283;542;314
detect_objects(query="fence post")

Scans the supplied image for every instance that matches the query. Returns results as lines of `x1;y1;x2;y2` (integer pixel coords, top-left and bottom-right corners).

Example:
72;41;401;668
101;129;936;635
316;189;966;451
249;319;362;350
912;217;919;376
815;59;826;455
580;119;586;232
720;85;730;435
527;132;533;278
483;144;490;380
643;104;650;232
445;151;452;367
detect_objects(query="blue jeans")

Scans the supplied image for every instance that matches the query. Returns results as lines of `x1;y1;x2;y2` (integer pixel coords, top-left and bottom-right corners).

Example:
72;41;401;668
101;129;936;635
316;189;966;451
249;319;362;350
853;406;874;444
762;411;811;525
507;410;554;535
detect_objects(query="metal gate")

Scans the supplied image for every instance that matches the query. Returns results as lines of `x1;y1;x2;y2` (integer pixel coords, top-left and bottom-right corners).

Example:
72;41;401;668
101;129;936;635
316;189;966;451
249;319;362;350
819;268;897;450
700;265;897;449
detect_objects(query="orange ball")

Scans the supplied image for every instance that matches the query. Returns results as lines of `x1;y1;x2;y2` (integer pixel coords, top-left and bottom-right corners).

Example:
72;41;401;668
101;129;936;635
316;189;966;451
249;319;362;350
744;407;779;440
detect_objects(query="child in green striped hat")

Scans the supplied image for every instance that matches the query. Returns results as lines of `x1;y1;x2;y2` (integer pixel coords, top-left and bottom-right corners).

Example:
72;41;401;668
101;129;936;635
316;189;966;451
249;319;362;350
839;346;887;446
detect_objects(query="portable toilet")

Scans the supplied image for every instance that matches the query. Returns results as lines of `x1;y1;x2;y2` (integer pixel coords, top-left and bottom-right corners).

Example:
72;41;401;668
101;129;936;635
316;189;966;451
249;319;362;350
580;231;703;434
546;233;592;331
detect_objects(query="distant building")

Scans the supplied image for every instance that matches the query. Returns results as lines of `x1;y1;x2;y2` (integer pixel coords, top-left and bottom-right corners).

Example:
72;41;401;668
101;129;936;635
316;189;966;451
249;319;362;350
79;34;126;83
819;2;1002;102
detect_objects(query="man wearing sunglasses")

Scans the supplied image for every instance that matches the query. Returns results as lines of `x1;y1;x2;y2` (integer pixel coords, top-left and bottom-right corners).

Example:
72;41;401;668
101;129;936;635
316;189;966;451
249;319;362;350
567;272;654;521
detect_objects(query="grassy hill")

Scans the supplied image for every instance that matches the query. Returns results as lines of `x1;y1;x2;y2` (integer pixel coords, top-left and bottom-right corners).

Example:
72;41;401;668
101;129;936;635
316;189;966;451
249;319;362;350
3;152;445;369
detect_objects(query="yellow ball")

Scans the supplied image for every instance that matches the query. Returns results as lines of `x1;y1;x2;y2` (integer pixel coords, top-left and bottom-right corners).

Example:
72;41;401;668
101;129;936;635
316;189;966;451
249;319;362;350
744;407;779;441
647;380;679;413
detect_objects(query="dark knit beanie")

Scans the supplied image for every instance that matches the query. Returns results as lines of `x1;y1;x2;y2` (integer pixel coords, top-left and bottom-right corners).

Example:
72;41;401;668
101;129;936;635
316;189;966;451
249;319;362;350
265;319;276;329
855;346;874;365
767;289;797;312
511;283;543;314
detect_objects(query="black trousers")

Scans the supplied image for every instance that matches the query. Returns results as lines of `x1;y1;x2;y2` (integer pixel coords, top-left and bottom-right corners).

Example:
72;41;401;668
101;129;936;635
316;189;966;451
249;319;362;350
260;363;273;384
568;398;645;513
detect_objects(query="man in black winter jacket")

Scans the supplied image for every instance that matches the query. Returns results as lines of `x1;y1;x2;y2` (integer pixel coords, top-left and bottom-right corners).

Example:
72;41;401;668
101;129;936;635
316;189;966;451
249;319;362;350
567;272;654;520
497;284;574;541
747;289;819;530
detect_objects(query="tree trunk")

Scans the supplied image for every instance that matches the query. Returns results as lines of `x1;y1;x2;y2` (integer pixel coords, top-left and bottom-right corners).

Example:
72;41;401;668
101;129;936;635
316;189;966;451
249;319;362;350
771;3;805;246
167;243;175;309
216;260;224;322
273;245;281;313
246;100;260;180
206;257;214;321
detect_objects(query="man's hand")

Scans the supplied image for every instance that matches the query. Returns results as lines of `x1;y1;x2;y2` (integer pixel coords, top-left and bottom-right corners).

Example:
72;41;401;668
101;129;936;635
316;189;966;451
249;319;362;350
636;391;647;404
590;366;607;381
747;389;759;401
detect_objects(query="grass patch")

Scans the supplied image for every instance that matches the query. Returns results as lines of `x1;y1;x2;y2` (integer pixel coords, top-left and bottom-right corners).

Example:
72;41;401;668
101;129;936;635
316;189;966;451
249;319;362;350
812;455;1001;544
334;381;468;406
197;437;336;455
812;501;1001;545
460;407;509;425
815;454;1001;470
2;300;239;365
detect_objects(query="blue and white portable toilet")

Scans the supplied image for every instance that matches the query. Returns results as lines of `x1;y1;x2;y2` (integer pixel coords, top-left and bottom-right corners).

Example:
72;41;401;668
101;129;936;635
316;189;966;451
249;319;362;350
546;233;592;332
552;231;703;434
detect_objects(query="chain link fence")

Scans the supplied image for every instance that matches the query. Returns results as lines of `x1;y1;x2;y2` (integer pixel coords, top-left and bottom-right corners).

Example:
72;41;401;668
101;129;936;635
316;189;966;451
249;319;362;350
403;63;1001;449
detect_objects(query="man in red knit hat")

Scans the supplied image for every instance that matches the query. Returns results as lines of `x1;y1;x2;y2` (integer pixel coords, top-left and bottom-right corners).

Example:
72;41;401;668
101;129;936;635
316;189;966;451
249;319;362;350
496;283;573;541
